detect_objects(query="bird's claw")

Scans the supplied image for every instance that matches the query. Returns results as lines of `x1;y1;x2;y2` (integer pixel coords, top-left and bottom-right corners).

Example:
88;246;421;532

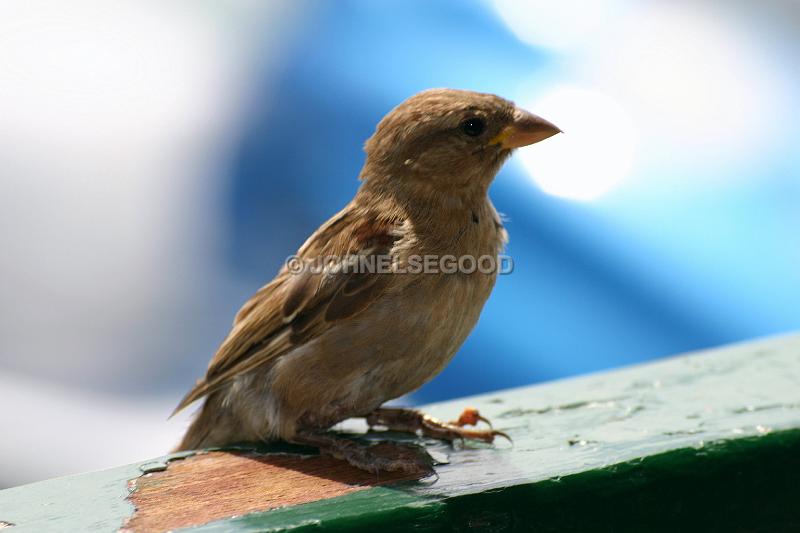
367;407;511;445
422;414;510;444
293;431;435;477
342;441;435;476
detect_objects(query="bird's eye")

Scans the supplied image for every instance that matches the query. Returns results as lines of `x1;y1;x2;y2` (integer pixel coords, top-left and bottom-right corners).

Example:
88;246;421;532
460;117;486;137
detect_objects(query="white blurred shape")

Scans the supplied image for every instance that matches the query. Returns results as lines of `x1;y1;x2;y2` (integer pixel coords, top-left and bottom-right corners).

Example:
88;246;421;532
0;2;226;151
0;1;301;381
491;0;625;50
518;86;637;201
0;1;241;380
0;371;191;489
0;0;305;487
581;3;783;168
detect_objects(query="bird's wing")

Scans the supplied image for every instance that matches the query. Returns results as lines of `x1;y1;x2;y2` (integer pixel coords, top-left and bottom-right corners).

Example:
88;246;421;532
172;205;408;415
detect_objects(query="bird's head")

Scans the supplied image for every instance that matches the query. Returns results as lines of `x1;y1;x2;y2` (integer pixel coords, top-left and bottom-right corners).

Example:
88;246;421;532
360;88;560;196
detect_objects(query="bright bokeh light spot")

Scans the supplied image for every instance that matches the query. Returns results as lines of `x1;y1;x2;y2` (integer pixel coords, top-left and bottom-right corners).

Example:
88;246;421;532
579;3;784;168
517;87;637;202
491;0;625;50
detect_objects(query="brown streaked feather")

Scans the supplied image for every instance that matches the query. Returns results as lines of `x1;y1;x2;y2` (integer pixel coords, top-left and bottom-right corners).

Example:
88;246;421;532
171;205;406;416
234;277;284;326
325;274;390;322
282;268;317;321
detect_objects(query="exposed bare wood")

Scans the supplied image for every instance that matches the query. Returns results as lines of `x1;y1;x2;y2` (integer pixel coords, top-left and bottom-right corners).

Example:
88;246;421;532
124;450;420;533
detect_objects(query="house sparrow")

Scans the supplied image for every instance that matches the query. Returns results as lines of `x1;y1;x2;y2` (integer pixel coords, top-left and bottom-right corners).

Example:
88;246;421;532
173;89;559;474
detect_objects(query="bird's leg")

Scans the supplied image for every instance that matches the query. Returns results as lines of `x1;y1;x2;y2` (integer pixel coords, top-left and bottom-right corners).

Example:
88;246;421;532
291;430;435;476
365;407;510;444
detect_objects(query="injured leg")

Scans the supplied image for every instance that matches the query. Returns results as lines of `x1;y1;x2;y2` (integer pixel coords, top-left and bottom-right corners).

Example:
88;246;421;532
365;407;510;444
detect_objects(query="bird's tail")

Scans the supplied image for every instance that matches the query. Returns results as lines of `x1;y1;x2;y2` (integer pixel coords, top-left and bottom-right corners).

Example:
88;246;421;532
173;393;228;452
170;378;213;419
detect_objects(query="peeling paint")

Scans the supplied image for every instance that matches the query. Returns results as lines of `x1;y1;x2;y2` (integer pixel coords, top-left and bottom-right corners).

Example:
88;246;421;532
0;462;141;532
1;334;799;531
138;450;199;474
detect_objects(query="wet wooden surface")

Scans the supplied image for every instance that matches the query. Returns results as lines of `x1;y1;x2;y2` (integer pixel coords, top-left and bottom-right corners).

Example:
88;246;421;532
1;334;799;532
124;451;420;532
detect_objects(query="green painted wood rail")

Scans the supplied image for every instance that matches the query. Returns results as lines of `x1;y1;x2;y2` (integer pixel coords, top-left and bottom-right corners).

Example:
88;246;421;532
1;334;799;532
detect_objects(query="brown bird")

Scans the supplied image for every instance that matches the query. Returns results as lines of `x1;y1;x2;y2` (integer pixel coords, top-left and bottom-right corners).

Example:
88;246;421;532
173;88;559;474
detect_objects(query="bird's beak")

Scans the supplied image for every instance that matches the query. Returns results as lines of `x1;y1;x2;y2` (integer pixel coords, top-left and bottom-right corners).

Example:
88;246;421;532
490;108;561;149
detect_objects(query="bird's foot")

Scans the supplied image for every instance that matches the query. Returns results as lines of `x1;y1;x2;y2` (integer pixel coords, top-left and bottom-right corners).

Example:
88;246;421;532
292;431;435;476
366;407;511;444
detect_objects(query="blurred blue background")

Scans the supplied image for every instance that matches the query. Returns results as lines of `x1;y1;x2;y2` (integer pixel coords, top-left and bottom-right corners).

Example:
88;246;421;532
1;0;798;488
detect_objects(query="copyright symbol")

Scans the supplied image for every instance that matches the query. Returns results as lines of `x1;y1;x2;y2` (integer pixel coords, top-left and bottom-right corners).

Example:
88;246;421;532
286;255;305;274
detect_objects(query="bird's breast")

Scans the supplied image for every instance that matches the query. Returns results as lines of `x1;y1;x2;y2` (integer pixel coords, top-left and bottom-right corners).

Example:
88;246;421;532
269;204;506;431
